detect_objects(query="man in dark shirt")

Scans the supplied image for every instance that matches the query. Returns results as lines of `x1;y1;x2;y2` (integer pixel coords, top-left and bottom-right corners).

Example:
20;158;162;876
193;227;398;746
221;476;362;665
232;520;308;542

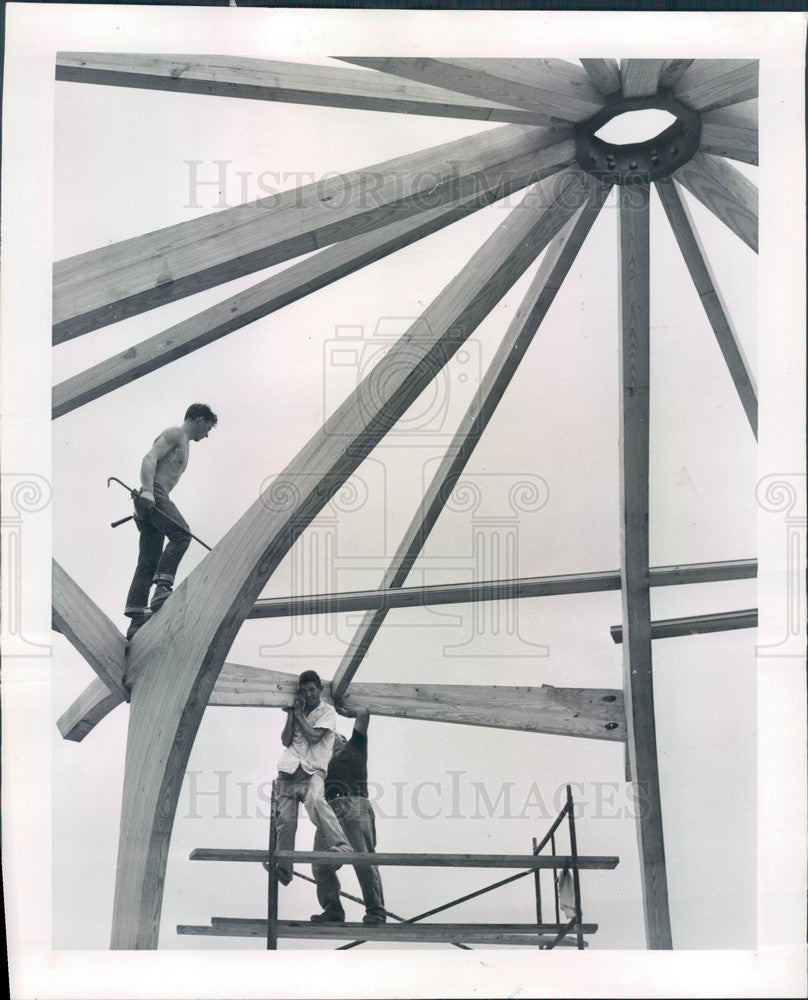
310;707;386;925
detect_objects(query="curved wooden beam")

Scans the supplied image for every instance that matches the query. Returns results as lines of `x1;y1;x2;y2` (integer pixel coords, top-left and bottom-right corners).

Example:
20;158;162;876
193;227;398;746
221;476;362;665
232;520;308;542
109;168;590;949
53;123;574;343
657;59;694;90
56;52;549;125
699;100;758;165
673;59;758;113
655;177;757;436
57;675;125;742
579;58;621;96
673;150;758;253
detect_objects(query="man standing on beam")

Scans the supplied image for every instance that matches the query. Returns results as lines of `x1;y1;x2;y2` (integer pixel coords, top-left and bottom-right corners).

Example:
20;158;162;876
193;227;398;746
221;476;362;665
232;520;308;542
310;706;386;925
123;403;217;641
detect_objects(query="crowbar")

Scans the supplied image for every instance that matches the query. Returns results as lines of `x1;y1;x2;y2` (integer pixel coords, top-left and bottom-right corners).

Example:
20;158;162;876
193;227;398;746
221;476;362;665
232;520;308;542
107;476;212;551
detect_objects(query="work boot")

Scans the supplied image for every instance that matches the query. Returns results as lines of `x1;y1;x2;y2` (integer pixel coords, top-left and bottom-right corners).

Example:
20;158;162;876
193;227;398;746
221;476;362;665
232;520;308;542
125;612;151;642
310;911;345;924
362;912;386;925
150;584;172;613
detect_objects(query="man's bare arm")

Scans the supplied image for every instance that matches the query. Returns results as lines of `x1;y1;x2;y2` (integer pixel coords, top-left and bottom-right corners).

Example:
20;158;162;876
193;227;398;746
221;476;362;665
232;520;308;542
280;708;295;747
353;708;370;737
140;428;181;496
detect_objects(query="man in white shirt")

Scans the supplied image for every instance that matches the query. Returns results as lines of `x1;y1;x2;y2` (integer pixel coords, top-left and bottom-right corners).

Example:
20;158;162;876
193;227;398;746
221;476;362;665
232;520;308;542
274;670;351;885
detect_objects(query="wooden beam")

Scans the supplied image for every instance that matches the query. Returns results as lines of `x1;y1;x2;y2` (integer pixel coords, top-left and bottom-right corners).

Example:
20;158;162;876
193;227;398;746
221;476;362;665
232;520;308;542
655;177;757;435
209;668;626;741
57;676;125;742
178;919;598;944
618;183;672;949
621;59;664;98
699;100;758;165
673;151;758;253
109;167;591;949
53;183;525;417
53;123;575;343
55;52;550;126
657;60;694;90
52;560;129;700
673;59;758;113
579;59;621;96
192;848;619;869
338;58;604;123
610;609;757;644
331;180;610;700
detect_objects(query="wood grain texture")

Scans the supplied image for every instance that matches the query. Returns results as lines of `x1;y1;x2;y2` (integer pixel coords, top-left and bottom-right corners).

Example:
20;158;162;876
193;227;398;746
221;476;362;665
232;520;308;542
673;151;758;253
620;59;664;98
338;58;604;123
699;100;758;164
673;59;758;112
56;52;549;125
53;124;575;342
57;676;126;741
579;59;622;96
618;184;672;950
53;183;528;417
192;849;618;869
655;177;757;435
657;59;694;89
610;608;757;643
52;560;129;699
109;168;589;949
331;177;610;699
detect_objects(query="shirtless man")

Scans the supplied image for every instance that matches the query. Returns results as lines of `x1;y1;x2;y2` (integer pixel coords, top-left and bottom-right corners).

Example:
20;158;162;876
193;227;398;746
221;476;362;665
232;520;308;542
124;403;217;641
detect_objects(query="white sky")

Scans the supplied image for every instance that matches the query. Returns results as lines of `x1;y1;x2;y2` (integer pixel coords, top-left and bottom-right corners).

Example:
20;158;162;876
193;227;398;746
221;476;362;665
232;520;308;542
3;7;806;1000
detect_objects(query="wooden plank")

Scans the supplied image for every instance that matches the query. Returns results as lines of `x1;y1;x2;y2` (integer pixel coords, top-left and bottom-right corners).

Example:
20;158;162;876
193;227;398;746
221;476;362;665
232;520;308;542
655;177;757;435
53;124;575;343
699;100;758;165
618;183;672;950
192;848;619;870
109;167;592;949
209;670;626;741
56;675;125;742
52;560;129;699
53;184;525;417
55;52;550;125
621;59;664;98
579;59;621;96
610;608;757;643
331;181;610;700
178;919;598;943
673;59;758;113
673;151;758;253
657;59;694;89
338;58;603;123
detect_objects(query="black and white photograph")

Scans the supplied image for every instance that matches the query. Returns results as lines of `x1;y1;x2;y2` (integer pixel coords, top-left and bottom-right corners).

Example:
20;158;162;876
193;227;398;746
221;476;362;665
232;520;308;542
2;6;806;998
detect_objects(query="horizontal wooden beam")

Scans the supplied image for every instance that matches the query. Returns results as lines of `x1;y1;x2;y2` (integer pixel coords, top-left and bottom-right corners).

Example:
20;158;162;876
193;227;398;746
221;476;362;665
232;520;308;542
53;124;574;342
338;58;604;123
699;100;758;165
673;150;758;254
656;177;757;436
55;52;549;125
191;848;619;870
621;59;664;98
179;919;597;944
53;183;519;417
52;560;129;699
579;58;621;96
610;608;757;644
673;59;758;113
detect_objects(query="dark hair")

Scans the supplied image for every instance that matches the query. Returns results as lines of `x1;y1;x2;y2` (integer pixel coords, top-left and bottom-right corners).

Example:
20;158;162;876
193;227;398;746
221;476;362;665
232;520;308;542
184;403;218;425
298;670;322;689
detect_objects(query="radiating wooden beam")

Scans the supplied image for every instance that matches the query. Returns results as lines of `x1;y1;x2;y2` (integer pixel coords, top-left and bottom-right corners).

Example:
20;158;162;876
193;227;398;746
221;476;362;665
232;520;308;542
621;59;664;98
610;608;757;643
57;675;125;742
673;59;758;113
655;177;757;435
193;849;619;870
53;124;575;343
55;52;550;125
338;58;604;123
52;560;129;700
331;179;610;701
657;59;694;90
209;667;626;741
673;150;758;253
53;182;527;417
618;183;672;949
579;58;621;96
109;168;590;949
699;100;758;165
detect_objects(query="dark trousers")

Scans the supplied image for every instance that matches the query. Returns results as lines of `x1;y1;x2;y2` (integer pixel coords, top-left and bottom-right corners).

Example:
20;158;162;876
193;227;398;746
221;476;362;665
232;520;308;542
312;796;385;920
124;483;191;616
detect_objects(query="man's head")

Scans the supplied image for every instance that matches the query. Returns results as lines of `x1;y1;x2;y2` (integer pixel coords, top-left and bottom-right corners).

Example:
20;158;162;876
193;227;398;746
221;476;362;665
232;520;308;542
184;403;218;442
298;669;323;710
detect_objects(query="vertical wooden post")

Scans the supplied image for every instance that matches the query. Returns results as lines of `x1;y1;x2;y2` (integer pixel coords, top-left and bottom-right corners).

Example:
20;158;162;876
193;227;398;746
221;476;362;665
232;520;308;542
566;785;584;951
532;835;543;950
266;780;279;951
550;832;560;926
